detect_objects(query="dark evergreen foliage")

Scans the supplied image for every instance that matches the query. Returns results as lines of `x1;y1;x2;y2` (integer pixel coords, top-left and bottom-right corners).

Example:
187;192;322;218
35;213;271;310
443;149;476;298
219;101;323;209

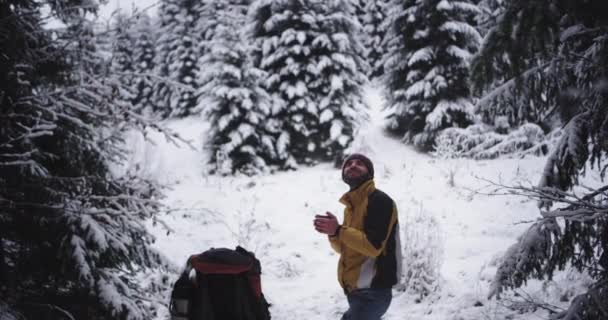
110;12;138;111
154;0;201;118
131;14;158;114
0;1;170;319
472;0;561;131
196;1;230;57
474;0;608;317
362;0;390;79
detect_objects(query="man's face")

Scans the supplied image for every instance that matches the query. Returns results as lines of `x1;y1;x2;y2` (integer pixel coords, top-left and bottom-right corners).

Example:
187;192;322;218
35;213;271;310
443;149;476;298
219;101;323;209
343;158;369;180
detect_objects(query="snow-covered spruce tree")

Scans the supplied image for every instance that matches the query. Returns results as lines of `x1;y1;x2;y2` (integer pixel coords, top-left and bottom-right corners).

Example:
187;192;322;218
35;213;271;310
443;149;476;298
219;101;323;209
195;1;231;57
362;0;390;79
487;178;608;319
475;0;506;36
250;0;367;165
474;0;608;318
352;0;366;22
0;1;171;319
198;1;279;175
350;0;367;60
131;13;158;114
111;12;136;77
471;0;560;132
152;0;178;118
154;0;200;118
110;12;138;110
383;0;481;151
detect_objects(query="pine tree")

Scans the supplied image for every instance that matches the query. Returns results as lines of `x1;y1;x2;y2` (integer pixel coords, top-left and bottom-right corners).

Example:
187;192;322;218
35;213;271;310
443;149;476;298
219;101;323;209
154;0;200;118
111;12;136;75
131;13;158;114
362;0;390;79
152;0;178;117
250;0;367;165
352;0;367;25
195;1;225;57
383;0;481;151
110;12;138;110
475;0;505;35
473;0;608;317
1;1;171;319
198;0;279;175
472;0;559;131
351;0;368;67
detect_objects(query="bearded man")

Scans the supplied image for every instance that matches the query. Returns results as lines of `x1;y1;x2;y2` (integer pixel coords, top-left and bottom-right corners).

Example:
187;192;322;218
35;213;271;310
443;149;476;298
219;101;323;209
314;153;402;320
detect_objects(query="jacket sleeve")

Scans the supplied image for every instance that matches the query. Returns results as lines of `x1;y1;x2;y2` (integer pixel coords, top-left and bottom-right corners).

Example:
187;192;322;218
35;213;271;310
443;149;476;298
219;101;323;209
339;192;396;257
328;234;341;253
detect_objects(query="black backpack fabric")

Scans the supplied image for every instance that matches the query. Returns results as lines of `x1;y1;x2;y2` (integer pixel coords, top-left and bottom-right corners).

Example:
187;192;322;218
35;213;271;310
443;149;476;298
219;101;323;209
169;246;271;320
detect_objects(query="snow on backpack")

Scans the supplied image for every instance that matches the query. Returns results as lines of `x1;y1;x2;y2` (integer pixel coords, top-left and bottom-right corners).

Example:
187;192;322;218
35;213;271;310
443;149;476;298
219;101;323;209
169;246;271;320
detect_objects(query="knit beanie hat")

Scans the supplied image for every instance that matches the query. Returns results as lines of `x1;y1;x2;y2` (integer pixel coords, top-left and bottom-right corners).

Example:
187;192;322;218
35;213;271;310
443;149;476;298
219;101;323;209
341;153;374;188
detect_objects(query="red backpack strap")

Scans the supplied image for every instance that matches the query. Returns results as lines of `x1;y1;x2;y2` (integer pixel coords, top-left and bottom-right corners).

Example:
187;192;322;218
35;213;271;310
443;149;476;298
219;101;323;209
192;260;252;274
248;274;262;298
188;253;253;274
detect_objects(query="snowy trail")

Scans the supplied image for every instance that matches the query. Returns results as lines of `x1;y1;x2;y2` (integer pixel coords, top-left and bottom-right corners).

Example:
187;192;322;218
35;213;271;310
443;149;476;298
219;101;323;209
141;86;550;319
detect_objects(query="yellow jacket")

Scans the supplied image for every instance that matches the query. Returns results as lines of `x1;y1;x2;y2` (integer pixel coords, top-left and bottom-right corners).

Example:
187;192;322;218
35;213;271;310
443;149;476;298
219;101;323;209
329;179;401;293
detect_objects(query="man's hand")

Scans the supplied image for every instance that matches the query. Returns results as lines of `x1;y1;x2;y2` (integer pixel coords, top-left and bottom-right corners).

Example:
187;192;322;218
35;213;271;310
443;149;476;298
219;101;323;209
314;211;340;236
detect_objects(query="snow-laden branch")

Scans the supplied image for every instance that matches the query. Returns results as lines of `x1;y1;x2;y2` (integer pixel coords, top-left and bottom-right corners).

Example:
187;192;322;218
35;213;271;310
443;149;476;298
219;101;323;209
476;60;554;108
113;71;194;92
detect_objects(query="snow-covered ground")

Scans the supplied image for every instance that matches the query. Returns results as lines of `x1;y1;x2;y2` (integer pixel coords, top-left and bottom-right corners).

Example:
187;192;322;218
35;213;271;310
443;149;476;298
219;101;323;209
128;87;595;319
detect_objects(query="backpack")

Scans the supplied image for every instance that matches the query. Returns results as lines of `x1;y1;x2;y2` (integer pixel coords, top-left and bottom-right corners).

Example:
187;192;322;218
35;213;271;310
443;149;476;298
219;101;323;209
169;246;271;320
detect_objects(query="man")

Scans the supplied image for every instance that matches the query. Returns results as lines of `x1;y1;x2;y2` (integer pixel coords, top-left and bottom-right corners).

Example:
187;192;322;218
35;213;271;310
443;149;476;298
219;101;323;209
314;153;401;320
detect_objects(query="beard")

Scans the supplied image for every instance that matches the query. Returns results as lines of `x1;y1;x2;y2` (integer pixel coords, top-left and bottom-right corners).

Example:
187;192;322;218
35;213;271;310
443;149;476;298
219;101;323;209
342;172;372;190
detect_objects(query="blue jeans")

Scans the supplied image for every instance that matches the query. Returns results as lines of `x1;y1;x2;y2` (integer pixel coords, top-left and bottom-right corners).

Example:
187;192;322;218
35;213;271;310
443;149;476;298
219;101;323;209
341;288;392;320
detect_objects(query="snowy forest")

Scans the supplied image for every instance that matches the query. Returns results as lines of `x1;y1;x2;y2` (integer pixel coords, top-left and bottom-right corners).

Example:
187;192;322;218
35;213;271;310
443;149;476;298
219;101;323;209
1;0;607;319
